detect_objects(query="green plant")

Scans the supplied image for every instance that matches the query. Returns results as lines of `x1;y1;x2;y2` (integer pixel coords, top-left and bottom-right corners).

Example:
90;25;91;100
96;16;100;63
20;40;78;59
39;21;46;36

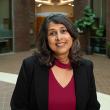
74;5;96;32
95;24;105;37
74;5;97;54
74;5;106;54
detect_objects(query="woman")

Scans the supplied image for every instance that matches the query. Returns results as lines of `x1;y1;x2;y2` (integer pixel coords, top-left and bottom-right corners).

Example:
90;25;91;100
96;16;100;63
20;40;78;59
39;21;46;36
10;14;100;110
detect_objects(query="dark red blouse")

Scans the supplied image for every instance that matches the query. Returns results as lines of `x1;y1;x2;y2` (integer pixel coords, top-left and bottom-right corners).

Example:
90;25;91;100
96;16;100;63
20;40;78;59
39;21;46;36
48;69;76;110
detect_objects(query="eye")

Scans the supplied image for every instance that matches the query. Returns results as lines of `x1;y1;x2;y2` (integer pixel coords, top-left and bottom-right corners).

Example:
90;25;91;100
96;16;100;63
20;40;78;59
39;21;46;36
60;29;68;34
48;31;57;36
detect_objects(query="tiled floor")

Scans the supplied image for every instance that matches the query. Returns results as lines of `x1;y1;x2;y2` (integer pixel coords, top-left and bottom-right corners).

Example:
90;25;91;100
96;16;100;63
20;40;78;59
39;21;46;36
84;54;110;95
0;81;14;110
0;50;110;110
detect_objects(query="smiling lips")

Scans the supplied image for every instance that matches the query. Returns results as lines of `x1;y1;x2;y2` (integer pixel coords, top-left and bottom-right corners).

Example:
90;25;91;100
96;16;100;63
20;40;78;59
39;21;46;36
56;42;66;47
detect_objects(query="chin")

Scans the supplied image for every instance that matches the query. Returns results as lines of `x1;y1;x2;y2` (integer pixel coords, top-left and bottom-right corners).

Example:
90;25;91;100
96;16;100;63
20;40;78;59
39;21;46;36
54;50;69;56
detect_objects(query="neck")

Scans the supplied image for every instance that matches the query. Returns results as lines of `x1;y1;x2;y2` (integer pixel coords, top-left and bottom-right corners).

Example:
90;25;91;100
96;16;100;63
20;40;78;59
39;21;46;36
55;55;69;64
54;58;71;69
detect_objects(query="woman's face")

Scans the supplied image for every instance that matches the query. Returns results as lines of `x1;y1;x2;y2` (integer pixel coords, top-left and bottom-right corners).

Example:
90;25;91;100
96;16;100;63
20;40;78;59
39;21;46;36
47;22;73;57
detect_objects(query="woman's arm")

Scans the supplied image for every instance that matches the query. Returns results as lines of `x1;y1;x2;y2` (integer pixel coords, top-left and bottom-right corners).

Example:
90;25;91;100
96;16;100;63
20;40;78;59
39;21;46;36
10;57;34;110
87;61;100;110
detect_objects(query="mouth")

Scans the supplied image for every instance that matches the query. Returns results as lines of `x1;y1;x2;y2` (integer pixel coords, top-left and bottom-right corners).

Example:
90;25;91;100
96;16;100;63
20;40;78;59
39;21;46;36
56;42;66;47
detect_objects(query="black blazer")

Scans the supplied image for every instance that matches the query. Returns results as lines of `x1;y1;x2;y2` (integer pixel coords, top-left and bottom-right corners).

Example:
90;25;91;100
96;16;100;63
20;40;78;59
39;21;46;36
10;55;100;110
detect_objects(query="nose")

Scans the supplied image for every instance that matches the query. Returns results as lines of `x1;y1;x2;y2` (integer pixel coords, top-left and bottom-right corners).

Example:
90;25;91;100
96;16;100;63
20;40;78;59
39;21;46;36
56;31;62;40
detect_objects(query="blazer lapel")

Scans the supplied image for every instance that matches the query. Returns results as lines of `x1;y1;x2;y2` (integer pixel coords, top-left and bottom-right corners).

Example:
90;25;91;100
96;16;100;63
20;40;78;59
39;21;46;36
73;61;89;110
35;65;49;110
72;62;80;110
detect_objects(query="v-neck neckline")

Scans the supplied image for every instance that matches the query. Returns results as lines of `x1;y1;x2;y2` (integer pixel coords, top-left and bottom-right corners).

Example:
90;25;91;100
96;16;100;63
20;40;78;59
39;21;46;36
50;69;73;89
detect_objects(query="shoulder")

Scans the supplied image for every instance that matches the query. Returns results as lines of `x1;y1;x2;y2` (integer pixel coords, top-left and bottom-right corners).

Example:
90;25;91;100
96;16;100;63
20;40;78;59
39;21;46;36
72;58;93;70
23;54;40;66
23;54;39;64
19;55;41;78
79;58;93;68
79;58;94;79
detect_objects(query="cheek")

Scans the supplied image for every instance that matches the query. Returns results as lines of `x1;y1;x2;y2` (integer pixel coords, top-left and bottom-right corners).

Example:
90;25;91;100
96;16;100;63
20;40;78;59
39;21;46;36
66;33;73;45
48;38;56;49
68;37;73;47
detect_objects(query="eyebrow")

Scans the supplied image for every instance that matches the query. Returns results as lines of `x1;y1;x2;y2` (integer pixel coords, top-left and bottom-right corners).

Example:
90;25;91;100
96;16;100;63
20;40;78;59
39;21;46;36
48;29;55;31
48;26;66;31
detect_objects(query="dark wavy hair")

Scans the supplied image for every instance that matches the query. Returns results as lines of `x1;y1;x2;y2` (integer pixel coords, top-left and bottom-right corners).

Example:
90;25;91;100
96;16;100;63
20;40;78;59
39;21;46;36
36;14;81;66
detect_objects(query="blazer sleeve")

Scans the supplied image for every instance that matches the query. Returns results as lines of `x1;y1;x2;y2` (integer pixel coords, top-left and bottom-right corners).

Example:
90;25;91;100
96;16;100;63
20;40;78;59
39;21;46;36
87;61;100;110
10;58;34;110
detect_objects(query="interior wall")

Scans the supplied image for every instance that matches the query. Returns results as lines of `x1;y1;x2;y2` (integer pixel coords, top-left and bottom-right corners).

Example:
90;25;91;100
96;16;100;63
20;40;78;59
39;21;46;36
106;0;110;41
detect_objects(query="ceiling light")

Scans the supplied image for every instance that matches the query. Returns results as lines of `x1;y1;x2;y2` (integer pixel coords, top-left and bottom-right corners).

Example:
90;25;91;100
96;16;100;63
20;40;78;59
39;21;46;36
37;4;42;7
68;3;71;6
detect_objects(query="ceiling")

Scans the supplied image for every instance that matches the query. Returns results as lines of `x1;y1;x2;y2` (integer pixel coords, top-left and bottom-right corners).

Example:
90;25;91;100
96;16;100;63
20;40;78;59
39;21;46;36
35;0;74;6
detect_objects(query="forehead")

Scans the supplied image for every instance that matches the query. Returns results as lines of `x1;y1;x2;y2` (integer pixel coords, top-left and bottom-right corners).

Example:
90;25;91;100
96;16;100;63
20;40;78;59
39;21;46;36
48;22;66;30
